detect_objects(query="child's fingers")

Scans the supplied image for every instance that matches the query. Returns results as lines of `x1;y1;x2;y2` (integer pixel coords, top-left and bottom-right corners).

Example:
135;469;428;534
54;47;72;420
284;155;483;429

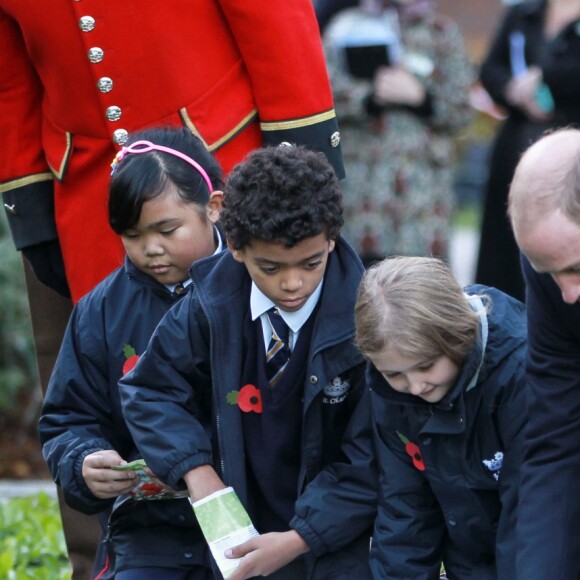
84;449;125;469
225;538;257;559
225;554;257;580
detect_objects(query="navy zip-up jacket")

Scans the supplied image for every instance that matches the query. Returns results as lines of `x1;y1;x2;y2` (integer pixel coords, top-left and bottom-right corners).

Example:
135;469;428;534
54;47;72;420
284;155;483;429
39;256;215;573
119;238;377;576
369;286;527;579
39;257;191;512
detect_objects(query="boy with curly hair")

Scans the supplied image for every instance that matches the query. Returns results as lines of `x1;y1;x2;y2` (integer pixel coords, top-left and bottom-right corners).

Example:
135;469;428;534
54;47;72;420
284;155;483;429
119;145;375;579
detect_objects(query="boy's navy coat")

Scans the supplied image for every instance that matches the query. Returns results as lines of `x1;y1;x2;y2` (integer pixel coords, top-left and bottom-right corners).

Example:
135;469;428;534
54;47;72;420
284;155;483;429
39;257;211;572
369;286;527;580
119;238;377;577
516;257;580;578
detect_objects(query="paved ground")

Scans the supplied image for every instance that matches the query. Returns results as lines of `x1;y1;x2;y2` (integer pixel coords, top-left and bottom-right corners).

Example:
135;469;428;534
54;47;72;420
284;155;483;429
0;479;56;500
449;226;479;287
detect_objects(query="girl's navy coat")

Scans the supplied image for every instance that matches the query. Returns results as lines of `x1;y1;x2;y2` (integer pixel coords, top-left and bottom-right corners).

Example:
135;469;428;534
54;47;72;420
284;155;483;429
119;238;377;578
39;257;211;573
369;286;527;579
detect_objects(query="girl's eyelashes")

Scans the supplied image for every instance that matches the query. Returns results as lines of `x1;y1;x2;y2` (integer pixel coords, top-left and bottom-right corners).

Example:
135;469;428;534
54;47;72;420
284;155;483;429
382;361;435;379
417;361;435;372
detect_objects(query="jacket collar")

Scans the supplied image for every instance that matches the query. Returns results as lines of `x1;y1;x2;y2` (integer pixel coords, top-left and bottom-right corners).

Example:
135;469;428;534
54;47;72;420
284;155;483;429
190;237;362;319
124;257;189;301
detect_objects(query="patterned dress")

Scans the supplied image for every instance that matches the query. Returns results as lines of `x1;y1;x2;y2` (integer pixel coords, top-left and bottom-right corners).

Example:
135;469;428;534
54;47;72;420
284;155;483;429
324;7;474;263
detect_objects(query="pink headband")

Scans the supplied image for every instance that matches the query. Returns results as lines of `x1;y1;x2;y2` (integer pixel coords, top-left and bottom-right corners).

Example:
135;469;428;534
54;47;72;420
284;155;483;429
110;140;213;192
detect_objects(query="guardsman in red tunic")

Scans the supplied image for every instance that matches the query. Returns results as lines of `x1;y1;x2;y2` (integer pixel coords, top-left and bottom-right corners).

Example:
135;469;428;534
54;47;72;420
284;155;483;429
0;2;343;578
0;0;343;303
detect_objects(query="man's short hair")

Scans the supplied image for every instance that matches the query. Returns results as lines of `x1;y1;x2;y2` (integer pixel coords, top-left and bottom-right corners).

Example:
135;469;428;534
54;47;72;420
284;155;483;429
508;128;580;230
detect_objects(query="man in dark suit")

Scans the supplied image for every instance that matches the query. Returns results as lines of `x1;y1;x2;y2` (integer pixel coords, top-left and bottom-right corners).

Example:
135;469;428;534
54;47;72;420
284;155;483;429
508;128;580;579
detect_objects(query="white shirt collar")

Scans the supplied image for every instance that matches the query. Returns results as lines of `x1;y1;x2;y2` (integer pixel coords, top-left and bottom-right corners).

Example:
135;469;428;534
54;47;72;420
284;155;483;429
250;279;323;334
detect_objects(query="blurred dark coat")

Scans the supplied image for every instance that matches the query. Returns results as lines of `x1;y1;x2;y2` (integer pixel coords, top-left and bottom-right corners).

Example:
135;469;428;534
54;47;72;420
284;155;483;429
476;0;580;301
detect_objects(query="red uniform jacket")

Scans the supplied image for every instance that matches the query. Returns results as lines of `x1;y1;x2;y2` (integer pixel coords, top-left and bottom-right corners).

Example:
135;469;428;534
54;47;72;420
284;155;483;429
0;0;343;302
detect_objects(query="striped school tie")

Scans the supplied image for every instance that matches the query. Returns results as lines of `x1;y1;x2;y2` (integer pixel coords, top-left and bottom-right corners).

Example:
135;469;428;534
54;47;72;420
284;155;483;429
265;307;291;387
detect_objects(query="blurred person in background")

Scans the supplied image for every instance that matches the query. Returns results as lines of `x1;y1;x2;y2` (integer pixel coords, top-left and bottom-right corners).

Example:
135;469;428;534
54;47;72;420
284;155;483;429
475;0;580;301
322;0;473;267
314;0;358;33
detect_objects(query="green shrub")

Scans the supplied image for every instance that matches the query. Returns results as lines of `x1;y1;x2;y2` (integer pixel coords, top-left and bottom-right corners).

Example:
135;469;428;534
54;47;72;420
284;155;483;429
0;492;70;578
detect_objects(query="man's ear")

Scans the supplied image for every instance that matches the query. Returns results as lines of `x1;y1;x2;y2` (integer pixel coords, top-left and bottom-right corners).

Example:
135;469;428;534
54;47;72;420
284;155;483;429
207;191;224;224
227;240;245;263
328;239;336;253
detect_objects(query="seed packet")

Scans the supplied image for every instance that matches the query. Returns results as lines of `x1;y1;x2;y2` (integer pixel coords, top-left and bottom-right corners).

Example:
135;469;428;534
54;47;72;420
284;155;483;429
191;487;259;578
111;459;189;501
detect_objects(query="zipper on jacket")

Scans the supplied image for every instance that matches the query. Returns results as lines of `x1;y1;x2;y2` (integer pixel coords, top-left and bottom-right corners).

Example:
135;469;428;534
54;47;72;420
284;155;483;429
298;329;359;491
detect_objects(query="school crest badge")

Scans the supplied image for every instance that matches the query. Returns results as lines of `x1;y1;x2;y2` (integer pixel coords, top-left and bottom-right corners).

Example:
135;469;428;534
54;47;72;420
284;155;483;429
322;376;350;404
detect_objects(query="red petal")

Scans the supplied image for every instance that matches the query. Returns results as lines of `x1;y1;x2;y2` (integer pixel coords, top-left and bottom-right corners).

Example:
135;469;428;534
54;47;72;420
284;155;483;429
122;355;140;375
238;384;262;413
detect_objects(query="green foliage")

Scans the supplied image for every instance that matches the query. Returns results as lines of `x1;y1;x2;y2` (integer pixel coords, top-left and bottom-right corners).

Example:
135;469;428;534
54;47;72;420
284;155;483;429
0;211;38;413
0;492;70;578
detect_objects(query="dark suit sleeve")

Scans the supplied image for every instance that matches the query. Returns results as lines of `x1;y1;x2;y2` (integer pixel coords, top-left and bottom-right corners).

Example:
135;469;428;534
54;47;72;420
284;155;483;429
516;256;580;577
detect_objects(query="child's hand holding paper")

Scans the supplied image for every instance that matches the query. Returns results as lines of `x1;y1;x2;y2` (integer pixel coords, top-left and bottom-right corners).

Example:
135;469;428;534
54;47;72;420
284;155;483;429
191;487;259;579
225;530;309;580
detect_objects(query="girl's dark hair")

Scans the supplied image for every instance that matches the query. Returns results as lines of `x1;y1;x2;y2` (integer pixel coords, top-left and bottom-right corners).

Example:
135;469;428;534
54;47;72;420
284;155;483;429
108;126;223;234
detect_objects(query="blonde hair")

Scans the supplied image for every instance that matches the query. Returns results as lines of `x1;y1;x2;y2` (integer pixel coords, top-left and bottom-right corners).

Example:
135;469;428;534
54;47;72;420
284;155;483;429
355;256;479;366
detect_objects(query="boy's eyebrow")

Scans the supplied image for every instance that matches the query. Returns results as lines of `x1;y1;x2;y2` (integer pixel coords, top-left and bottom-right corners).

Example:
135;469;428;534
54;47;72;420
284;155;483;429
253;250;326;265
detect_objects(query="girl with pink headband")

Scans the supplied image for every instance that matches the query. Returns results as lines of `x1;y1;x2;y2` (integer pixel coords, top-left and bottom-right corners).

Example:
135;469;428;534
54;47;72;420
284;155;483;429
40;126;224;579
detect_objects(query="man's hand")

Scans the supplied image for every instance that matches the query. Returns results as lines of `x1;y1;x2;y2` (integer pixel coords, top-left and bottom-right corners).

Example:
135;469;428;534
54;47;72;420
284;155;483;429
22;239;71;298
82;449;138;499
225;530;309;580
